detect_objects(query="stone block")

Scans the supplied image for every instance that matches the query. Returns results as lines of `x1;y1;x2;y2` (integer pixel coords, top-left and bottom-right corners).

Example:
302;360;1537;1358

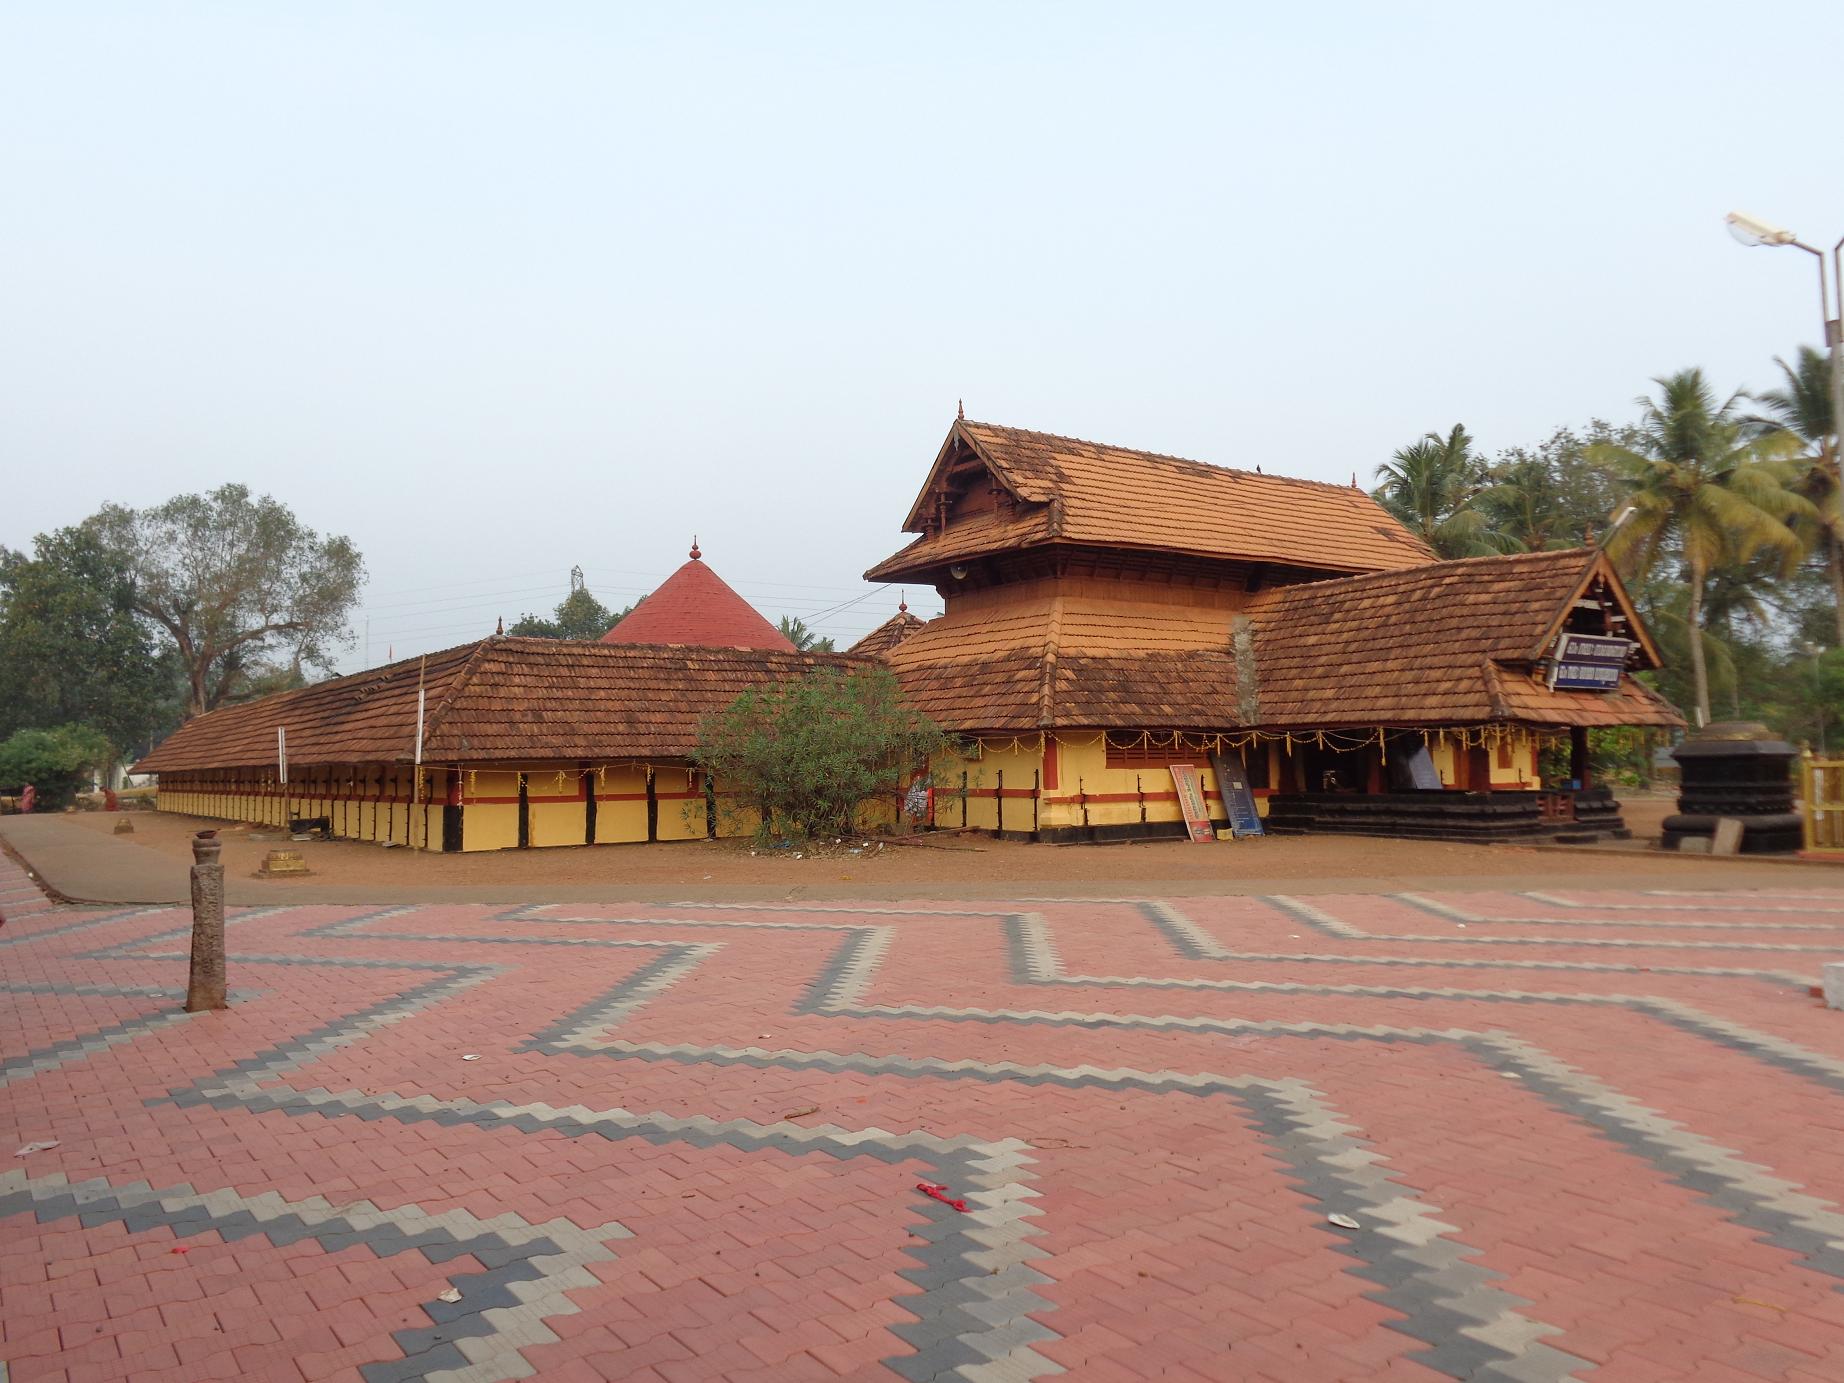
1711;818;1744;856
258;849;310;878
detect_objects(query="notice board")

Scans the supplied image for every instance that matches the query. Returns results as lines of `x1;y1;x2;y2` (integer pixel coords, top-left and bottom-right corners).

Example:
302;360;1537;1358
1168;763;1217;843
1208;752;1265;837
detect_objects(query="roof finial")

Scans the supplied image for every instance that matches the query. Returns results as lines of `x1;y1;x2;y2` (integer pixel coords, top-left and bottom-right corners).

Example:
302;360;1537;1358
1351;472;1358;489
494;615;504;636
957;398;965;420
689;534;701;560
898;589;908;614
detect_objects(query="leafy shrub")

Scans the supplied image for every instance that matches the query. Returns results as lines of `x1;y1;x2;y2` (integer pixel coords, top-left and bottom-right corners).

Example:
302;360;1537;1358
692;666;949;841
0;724;114;809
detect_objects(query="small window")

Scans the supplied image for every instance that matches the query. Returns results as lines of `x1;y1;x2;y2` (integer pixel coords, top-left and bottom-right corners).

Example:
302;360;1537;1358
1105;736;1220;770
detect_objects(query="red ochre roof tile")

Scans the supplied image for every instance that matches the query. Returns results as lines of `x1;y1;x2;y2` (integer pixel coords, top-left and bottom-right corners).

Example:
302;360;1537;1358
847;610;927;658
601;554;795;652
868;419;1437;581
134;639;862;772
880;548;1683;734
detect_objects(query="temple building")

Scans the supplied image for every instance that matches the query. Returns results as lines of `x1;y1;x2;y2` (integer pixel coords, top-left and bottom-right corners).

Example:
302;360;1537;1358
136;548;843;850
860;418;1681;841
136;416;1682;849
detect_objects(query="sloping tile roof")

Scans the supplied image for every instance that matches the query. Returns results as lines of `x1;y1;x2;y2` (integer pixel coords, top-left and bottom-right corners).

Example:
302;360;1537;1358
1242;549;1683;729
601;550;795;651
882;588;1246;732
425;640;844;760
867;420;1437;581
134;642;487;774
846;610;928;658
135;638;860;771
881;548;1681;733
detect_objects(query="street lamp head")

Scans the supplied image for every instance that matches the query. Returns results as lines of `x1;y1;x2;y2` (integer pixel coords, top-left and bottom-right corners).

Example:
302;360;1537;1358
1725;210;1798;248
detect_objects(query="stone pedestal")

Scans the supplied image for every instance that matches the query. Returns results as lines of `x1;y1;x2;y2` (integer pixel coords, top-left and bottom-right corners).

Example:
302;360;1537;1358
1662;722;1801;854
257;849;310;877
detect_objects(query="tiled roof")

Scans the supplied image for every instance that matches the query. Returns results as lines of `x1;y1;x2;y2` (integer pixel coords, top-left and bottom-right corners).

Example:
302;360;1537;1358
881;548;1682;733
134;642;486;774
1243;549;1683;729
601;551;795;651
867;420;1436;581
135;639;860;772
846;610;928;658
882;588;1246;733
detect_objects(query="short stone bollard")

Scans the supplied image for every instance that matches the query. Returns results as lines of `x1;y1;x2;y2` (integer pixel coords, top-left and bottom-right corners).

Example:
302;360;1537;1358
1825;964;1844;1012
185;830;227;1012
112;817;134;835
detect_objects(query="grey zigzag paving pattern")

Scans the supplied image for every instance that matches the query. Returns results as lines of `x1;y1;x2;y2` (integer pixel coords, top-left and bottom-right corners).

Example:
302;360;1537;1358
8;882;1844;1380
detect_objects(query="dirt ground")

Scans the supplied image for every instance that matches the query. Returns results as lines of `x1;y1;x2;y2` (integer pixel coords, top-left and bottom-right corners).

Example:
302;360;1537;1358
52;790;1825;902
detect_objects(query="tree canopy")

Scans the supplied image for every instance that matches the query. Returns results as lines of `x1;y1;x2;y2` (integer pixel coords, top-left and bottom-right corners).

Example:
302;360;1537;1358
0;724;114;808
92;485;364;718
1372;425;1510;559
508;571;633;640
1594;368;1810;726
0;526;177;754
776;614;835;653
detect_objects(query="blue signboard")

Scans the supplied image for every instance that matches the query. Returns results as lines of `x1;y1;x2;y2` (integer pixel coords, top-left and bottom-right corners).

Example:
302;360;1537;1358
1209;752;1265;837
1550;633;1633;691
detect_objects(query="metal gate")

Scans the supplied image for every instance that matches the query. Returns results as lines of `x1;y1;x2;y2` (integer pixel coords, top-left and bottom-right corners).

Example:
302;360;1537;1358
1800;754;1844;851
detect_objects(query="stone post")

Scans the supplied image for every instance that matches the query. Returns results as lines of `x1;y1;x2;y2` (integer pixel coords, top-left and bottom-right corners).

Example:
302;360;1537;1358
185;830;227;1012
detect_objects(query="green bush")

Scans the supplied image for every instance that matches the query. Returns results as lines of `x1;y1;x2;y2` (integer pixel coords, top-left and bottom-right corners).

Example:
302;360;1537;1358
0;724;113;809
692;666;950;841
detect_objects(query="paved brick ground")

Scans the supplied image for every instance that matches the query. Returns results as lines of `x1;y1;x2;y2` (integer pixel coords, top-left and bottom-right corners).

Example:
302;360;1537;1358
6;850;1844;1382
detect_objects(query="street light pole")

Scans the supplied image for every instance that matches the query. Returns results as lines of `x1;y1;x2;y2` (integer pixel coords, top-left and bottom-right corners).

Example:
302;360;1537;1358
1726;213;1844;497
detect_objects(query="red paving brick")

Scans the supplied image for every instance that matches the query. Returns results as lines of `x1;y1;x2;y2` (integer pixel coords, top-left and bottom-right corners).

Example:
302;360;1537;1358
5;859;1844;1380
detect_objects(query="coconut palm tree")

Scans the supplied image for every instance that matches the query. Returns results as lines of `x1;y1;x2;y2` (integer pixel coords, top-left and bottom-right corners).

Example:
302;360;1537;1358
1373;425;1508;558
1750;346;1842;643
1594;368;1812;726
1477;452;1566;552
777;615;835;653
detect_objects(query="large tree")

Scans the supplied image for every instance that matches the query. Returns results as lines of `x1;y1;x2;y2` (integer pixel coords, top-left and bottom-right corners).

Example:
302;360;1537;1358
1373;424;1506;558
508;568;631;640
1750;346;1842;643
92;486;364;718
1596;369;1811;726
0;526;176;753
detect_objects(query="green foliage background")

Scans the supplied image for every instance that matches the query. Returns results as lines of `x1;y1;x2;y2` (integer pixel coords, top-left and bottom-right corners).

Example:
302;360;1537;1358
0;725;115;808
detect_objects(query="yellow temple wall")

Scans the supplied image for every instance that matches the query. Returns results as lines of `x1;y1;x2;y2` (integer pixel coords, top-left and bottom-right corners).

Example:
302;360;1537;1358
931;739;1045;832
151;760;772;853
153;766;443;847
1037;734;1248;832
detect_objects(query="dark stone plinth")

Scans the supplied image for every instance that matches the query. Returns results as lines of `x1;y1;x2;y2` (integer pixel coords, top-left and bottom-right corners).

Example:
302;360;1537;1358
1264;788;1627;844
1662;722;1799;854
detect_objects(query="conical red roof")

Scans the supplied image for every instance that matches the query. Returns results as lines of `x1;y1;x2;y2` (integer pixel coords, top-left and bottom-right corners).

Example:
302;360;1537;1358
601;544;796;651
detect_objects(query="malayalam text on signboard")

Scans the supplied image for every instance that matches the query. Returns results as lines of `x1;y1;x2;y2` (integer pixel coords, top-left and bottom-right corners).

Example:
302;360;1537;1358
1167;763;1217;843
1549;632;1633;691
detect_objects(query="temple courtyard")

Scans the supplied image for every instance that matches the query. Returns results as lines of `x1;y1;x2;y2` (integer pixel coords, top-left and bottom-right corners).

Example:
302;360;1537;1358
6;834;1844;1382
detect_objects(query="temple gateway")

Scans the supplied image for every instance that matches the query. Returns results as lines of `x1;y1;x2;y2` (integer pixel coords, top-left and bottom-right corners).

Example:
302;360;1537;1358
136;416;1682;849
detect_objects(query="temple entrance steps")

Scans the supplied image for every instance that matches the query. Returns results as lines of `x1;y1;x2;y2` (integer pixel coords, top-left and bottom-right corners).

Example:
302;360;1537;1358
1263;787;1630;845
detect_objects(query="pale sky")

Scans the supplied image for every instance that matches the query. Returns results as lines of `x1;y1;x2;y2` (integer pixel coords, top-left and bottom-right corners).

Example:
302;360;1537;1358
3;2;1841;665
